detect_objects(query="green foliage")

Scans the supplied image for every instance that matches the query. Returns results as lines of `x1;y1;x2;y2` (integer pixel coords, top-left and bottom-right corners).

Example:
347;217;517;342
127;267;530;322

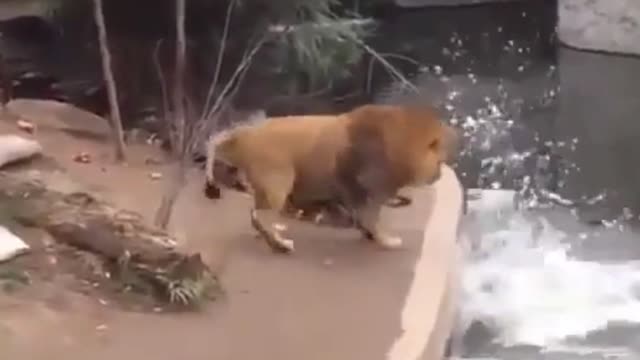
116;251;221;309
39;0;373;93
271;0;375;88
156;272;221;308
0;267;30;293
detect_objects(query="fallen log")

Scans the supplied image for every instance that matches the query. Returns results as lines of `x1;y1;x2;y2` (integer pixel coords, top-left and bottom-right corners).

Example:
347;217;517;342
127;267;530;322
0;169;220;307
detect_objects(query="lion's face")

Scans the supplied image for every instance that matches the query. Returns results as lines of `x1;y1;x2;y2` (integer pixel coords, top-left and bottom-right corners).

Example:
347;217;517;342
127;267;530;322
412;145;444;186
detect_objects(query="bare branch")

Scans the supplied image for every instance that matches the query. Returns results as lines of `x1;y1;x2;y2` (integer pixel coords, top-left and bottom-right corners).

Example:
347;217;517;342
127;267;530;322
153;39;171;123
346;35;419;94
203;35;269;122
92;0;127;161
154;0;187;230
200;0;236;122
366;52;423;94
173;0;187;158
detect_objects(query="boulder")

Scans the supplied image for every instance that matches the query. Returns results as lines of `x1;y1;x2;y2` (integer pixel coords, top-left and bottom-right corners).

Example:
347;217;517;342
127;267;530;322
558;0;640;55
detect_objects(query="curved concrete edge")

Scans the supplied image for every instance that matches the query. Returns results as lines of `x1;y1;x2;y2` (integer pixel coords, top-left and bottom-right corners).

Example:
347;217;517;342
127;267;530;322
387;165;464;360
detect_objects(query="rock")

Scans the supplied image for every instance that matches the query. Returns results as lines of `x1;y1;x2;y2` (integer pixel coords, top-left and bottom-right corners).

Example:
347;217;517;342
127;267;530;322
72;152;91;164
558;0;640;55
16;119;36;134
0;226;30;263
0;135;42;169
144;157;163;165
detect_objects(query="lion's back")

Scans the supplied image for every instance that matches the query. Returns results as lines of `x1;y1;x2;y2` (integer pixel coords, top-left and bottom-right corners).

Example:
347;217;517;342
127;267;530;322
228;114;344;171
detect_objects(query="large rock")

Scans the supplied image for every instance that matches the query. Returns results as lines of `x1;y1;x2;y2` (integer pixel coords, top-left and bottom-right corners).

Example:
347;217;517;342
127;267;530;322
558;0;640;55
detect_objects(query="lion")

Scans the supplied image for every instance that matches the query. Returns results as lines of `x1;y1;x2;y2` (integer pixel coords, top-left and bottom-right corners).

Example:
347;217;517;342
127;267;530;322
204;159;413;227
204;104;458;254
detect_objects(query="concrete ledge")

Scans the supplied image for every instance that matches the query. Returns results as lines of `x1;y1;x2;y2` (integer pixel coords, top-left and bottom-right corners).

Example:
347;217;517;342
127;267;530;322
387;165;464;360
193;164;465;360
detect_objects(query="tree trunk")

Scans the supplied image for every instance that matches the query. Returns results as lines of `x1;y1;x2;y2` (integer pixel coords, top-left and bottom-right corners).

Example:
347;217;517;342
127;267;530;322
0;53;11;109
0;169;218;306
93;0;127;162
173;0;187;155
153;162;187;229
154;0;187;230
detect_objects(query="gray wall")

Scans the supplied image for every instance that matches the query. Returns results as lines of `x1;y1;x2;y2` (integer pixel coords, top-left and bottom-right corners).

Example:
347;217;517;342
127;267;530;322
555;47;640;213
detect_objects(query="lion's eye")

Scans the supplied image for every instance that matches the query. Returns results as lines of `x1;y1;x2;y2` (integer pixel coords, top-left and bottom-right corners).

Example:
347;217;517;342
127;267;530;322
428;139;440;150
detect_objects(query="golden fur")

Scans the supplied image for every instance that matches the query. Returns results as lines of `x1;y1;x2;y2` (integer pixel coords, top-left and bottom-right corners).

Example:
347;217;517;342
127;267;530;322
204;159;413;226
204;104;458;253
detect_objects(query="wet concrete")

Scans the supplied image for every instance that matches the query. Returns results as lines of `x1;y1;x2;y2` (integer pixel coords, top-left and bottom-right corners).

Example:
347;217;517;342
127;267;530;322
555;48;640;217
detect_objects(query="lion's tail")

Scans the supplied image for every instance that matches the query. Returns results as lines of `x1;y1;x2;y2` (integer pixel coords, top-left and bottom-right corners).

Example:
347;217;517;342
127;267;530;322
204;129;236;187
204;113;267;186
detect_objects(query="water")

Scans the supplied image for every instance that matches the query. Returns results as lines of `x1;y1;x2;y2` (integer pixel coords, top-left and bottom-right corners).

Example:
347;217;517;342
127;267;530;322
456;197;640;359
444;43;640;359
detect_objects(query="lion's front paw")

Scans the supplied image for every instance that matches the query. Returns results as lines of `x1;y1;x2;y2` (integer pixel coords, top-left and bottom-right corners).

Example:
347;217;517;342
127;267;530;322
270;231;295;253
279;238;295;252
375;235;403;250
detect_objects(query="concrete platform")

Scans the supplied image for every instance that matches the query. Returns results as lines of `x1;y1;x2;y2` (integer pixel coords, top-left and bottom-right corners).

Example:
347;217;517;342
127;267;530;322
0;101;464;360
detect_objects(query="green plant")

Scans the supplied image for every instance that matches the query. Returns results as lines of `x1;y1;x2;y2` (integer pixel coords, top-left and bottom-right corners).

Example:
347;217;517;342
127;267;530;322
0;268;30;293
271;0;374;90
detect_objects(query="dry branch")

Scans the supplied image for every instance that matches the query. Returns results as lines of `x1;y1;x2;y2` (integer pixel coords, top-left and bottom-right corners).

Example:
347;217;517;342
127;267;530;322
0;170;219;306
153;0;187;230
93;0;127;161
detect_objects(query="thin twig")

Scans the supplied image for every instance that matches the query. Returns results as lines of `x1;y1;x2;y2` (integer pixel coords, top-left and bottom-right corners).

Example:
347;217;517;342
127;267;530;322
204;35;269;121
200;0;236;122
187;34;266;157
221;34;266;105
346;35;419;94
153;39;171;126
366;52;423;94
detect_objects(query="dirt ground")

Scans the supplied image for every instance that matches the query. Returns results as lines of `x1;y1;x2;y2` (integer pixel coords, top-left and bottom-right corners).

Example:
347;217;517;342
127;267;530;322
0;99;251;357
0;99;447;360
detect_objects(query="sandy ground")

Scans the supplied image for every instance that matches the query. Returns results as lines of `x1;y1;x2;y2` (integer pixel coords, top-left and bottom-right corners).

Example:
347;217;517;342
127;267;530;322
0;99;460;360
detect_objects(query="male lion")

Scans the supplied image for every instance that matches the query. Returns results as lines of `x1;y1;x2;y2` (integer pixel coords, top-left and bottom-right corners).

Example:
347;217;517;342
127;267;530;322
204;159;413;226
204;104;458;254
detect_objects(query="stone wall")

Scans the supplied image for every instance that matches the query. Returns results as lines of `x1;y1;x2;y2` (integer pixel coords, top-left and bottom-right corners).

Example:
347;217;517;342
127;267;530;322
393;0;640;56
558;0;640;55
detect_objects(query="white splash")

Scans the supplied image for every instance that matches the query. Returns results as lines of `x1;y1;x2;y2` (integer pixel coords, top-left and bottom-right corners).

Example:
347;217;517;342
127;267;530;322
459;196;640;349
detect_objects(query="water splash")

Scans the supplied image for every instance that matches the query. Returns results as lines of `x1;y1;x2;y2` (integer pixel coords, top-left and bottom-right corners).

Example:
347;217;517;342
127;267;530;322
459;208;640;349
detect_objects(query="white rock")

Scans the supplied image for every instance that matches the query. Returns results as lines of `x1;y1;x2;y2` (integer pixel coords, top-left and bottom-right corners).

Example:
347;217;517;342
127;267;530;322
0;226;30;263
0;135;42;169
558;0;640;55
